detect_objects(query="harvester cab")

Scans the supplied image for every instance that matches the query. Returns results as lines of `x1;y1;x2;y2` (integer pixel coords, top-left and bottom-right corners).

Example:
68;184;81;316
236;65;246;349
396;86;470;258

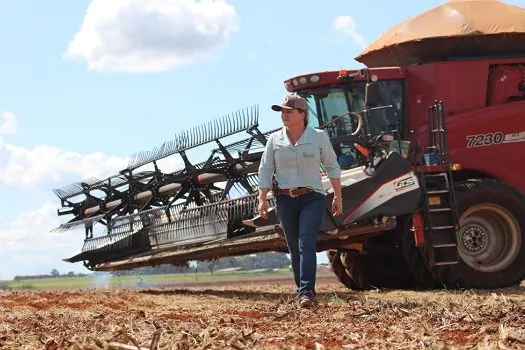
247;71;423;240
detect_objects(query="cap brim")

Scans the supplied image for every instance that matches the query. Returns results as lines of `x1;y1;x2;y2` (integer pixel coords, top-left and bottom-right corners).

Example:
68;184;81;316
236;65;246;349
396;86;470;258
271;104;293;111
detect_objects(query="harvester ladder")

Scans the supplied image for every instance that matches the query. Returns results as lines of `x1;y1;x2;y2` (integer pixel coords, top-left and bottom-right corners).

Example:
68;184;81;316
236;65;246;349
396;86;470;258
419;101;460;266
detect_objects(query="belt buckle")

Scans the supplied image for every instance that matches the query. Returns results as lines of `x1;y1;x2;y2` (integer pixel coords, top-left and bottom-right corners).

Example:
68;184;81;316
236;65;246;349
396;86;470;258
289;188;299;197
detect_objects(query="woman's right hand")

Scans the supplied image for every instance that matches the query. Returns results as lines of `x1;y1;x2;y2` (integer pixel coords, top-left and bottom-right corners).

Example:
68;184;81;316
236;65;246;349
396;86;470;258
258;197;269;219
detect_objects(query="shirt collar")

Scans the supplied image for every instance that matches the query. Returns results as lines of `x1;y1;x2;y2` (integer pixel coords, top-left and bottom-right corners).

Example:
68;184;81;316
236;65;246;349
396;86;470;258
278;125;314;146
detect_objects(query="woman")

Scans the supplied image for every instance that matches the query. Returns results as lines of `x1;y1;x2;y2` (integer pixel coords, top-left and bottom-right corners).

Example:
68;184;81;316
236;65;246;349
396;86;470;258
257;94;342;308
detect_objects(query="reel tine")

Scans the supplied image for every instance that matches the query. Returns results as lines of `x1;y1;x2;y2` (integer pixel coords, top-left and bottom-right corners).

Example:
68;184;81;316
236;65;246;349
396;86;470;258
236;110;242;131
52;183;81;200
190;126;196;146
203;121;208;142
195;125;199;145
50;213;107;233
242;109;247;129
220;116;225;137
235;110;240;131
231;111;237;132
79;193;262;256
225;113;231;134
198;123;205;145
52;176;102;200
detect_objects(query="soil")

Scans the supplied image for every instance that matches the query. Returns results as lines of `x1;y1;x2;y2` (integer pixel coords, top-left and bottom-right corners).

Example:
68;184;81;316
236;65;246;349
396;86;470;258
1;276;524;349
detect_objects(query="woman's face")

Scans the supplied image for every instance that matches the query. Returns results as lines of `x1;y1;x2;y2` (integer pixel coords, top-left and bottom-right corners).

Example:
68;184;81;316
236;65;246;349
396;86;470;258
281;109;304;128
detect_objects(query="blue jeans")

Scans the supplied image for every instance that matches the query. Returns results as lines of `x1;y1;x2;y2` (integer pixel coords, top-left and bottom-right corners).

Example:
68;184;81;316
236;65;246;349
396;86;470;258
275;191;326;297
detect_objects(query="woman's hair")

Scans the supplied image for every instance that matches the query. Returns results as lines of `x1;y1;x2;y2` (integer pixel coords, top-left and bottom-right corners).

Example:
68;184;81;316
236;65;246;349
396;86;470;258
298;108;309;126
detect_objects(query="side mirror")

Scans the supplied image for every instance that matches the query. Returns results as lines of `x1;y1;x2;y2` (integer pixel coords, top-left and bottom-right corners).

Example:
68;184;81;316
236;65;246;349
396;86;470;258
364;81;382;108
368;105;394;121
362;105;394;137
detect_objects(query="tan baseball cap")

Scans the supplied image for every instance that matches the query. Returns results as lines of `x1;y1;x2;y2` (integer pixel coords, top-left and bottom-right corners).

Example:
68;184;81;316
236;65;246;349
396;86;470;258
271;95;308;112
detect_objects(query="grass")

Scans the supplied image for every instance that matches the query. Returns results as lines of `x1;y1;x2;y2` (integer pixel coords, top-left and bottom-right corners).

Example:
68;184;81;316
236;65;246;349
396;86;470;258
2;267;315;290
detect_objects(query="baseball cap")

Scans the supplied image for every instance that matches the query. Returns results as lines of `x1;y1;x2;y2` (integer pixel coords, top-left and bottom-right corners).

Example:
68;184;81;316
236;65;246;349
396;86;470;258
271;95;308;112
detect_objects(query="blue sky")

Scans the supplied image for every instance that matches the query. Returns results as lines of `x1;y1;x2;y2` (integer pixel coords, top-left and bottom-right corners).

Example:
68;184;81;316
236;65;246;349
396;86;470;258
1;0;524;279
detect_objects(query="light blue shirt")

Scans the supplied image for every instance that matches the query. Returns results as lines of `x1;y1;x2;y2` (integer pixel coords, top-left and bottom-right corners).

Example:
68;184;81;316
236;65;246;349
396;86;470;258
258;125;341;194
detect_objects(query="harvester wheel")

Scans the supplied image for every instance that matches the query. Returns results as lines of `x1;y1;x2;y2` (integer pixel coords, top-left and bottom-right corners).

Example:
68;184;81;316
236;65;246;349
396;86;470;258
338;218;423;290
399;215;444;289
327;217;423;291
326;250;360;290
434;178;525;289
339;249;420;290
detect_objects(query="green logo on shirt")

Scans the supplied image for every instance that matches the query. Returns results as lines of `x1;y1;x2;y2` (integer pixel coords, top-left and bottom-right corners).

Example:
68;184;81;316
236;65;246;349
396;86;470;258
302;152;315;158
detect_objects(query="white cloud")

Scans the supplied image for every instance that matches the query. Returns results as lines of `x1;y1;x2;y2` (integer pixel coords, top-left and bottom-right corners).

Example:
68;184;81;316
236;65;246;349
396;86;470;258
0;112;185;279
0;125;183;188
0;142;130;187
332;15;365;48
0;111;19;135
0;202;86;279
0;141;184;188
64;0;240;73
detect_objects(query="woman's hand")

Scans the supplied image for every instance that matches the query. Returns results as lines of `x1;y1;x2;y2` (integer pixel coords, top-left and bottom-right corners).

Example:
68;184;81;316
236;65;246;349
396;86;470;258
332;196;343;216
258;197;269;219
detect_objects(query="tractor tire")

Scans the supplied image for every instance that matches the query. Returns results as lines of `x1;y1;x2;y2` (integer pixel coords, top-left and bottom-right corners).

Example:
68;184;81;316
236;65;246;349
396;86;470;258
328;217;423;291
399;215;444;290
339;249;420;290
432;178;525;289
326;250;360;290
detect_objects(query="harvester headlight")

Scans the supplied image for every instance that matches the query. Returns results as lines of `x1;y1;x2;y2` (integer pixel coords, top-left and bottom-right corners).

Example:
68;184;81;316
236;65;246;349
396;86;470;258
299;76;307;84
292;79;299;86
310;75;320;83
451;163;462;171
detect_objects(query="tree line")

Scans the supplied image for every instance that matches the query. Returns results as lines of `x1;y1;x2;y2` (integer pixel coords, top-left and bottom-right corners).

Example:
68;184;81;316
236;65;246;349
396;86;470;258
13;269;89;281
12;252;291;279
112;252;291;276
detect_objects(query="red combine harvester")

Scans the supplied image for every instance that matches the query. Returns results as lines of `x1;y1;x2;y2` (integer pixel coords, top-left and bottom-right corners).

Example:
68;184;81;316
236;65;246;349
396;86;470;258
52;0;525;290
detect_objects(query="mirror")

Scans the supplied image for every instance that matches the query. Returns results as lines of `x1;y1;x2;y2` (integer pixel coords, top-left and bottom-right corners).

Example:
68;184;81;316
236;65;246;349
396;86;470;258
364;81;383;108
369;105;394;119
367;105;395;136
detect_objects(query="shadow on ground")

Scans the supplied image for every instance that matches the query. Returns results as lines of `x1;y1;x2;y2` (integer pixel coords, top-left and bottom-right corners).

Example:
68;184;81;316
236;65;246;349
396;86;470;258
138;283;525;302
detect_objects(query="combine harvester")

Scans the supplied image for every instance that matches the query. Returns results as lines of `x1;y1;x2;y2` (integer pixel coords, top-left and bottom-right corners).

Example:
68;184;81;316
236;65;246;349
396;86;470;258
52;0;525;290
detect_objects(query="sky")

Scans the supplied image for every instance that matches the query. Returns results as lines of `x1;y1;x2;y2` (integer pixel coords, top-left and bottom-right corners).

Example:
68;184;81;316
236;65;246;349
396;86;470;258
2;0;525;279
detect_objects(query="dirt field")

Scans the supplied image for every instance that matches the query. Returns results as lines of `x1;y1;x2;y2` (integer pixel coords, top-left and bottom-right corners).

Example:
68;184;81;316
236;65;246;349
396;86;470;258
1;276;524;349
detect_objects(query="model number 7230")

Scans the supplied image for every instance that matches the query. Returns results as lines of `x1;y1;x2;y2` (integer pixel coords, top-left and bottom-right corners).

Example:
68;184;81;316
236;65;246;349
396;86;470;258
466;132;504;148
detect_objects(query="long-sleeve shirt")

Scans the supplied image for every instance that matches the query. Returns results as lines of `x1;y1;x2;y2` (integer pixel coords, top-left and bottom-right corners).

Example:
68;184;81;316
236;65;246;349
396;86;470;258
258;125;341;194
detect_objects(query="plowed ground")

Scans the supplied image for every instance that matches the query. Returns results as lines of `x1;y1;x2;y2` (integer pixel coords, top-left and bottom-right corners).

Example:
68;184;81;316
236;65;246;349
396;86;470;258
1;276;525;349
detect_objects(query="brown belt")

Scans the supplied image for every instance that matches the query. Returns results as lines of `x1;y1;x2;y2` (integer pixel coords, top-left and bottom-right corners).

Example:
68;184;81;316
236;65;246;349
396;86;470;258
275;187;314;197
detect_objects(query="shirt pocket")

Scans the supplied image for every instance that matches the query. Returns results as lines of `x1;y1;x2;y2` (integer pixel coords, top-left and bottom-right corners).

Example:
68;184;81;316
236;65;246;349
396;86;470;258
274;144;296;169
298;144;320;170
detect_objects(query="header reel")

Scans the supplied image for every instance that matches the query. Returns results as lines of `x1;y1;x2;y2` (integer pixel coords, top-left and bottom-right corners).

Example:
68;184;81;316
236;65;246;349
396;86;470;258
51;105;274;239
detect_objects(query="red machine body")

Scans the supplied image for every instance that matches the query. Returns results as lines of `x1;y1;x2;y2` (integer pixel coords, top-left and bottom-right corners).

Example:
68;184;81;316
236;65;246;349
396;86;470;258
284;57;525;195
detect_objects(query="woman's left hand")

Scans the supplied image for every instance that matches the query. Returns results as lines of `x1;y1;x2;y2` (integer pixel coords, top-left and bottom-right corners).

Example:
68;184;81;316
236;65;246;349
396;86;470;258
332;196;343;216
